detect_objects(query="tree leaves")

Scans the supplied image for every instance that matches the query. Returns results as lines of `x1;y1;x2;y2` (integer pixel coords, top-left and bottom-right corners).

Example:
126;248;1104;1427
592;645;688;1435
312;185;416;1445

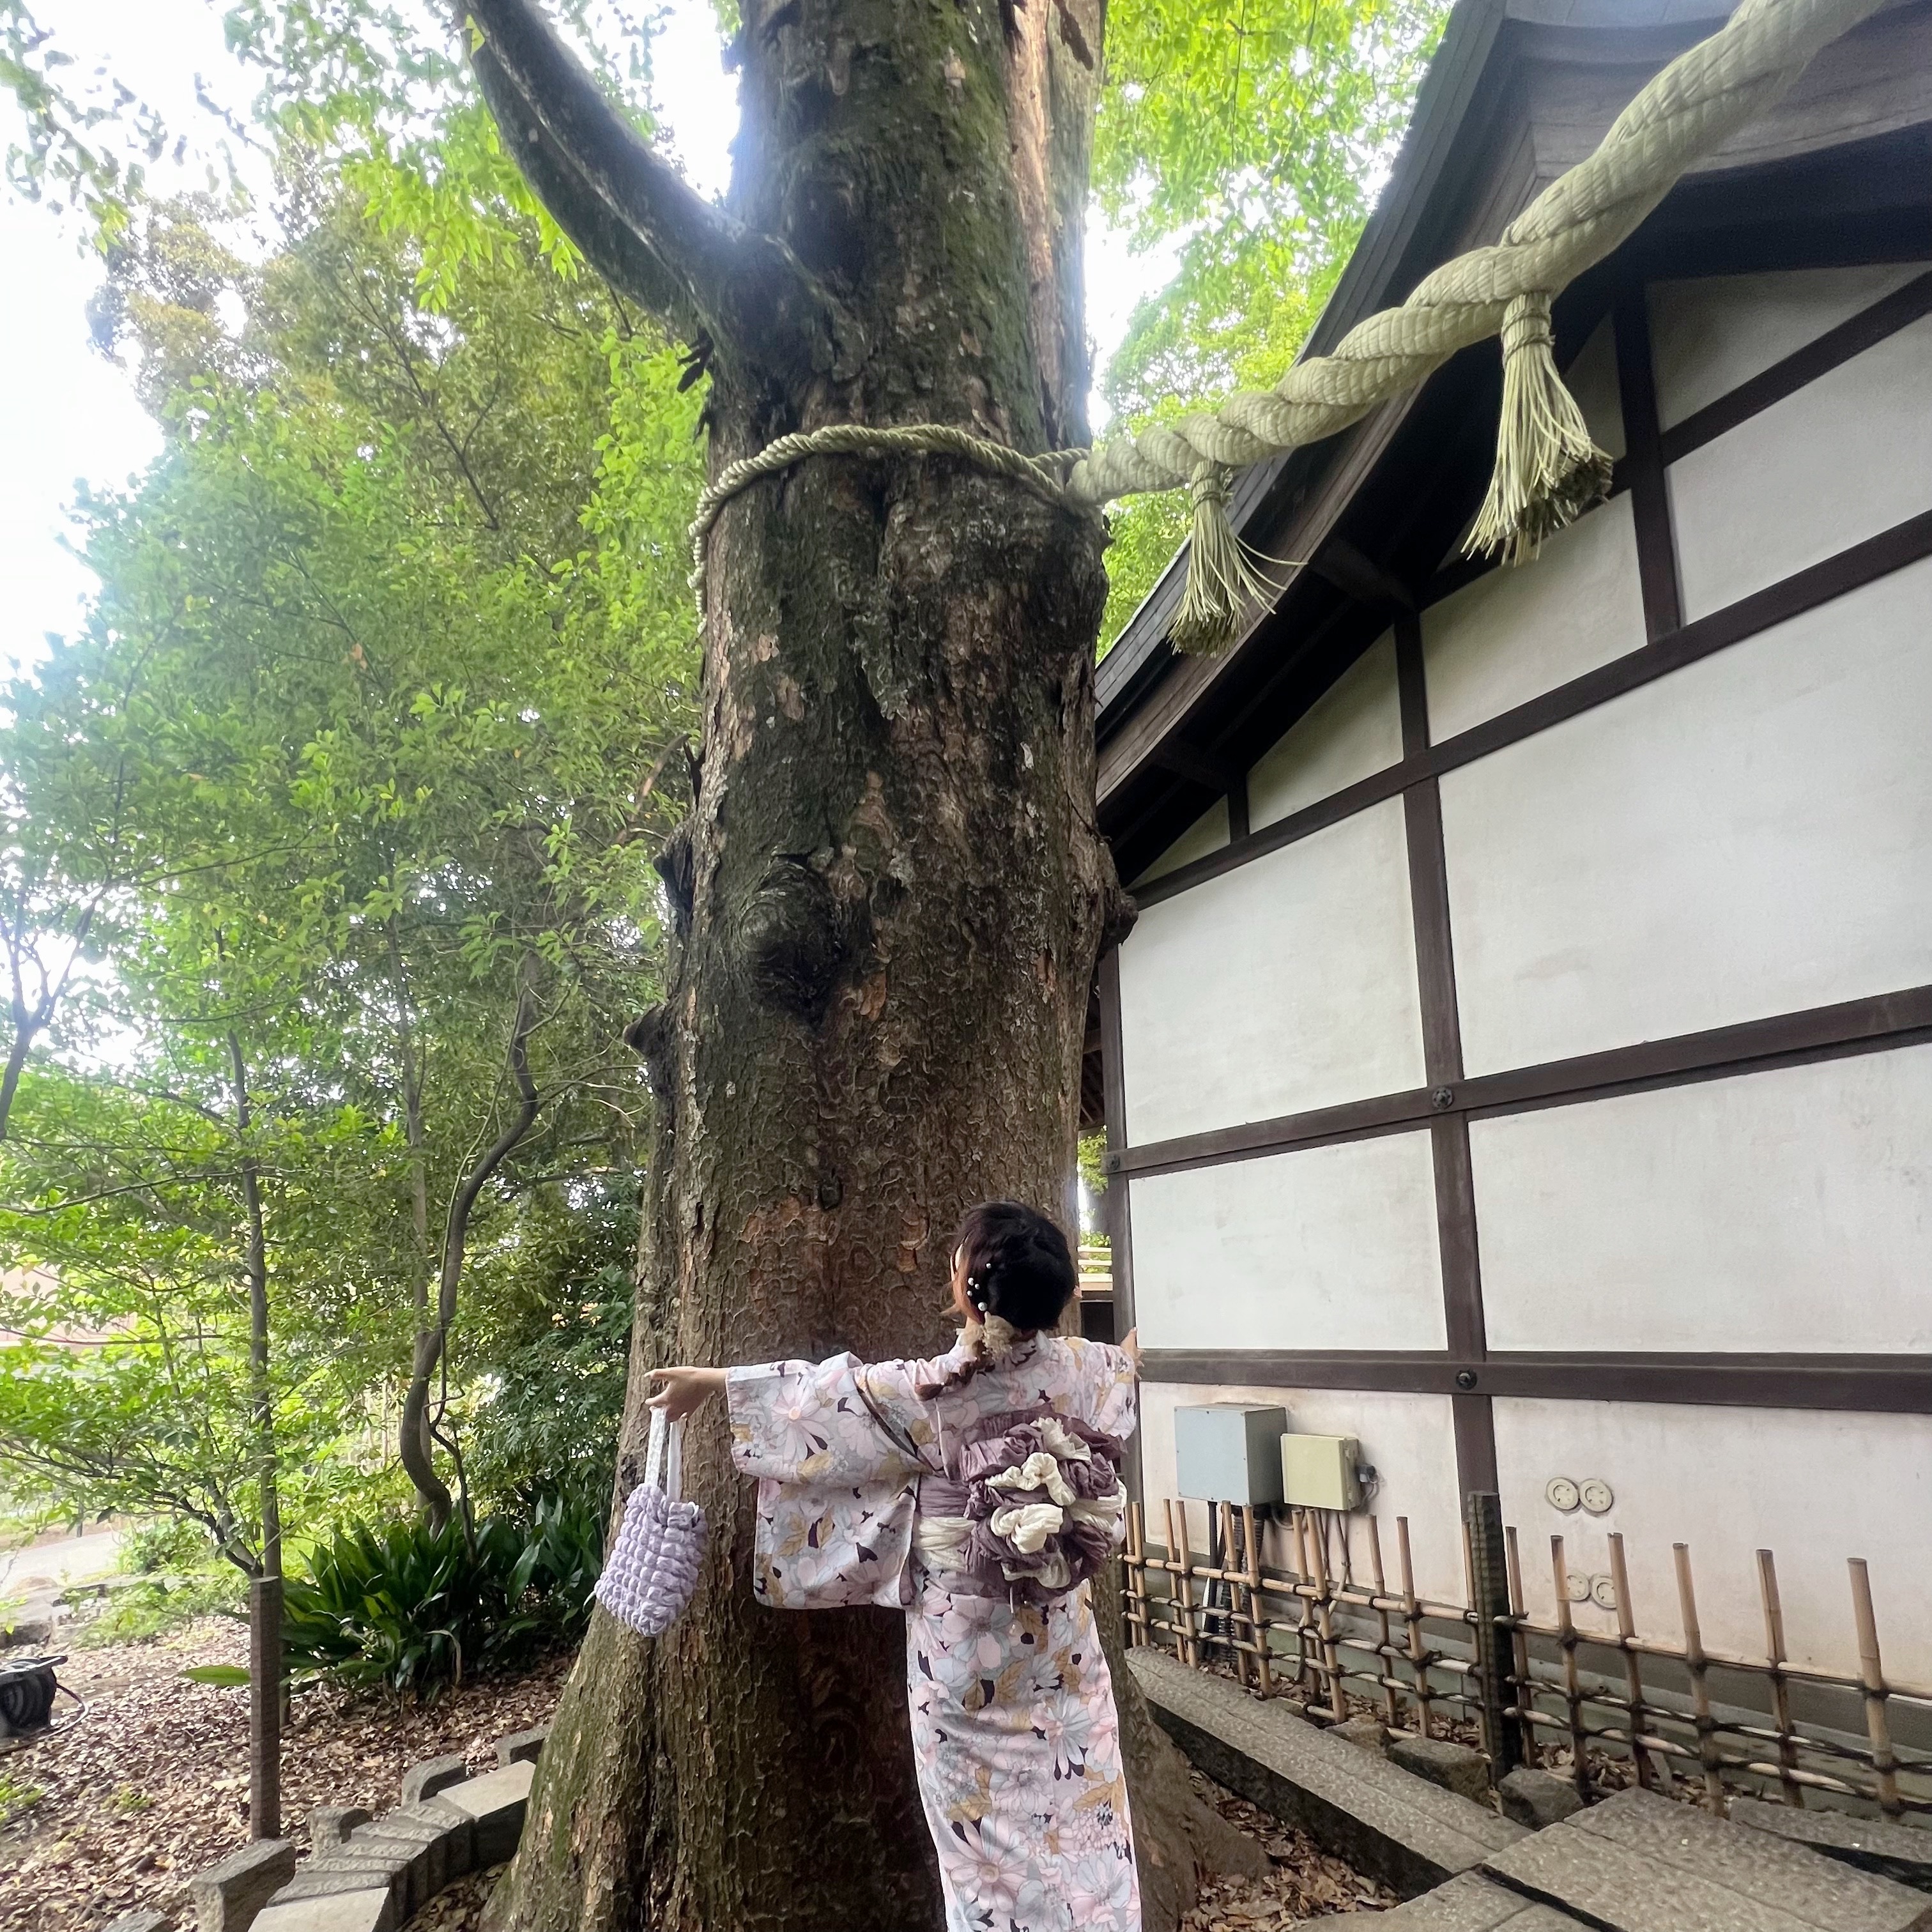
1093;0;1448;647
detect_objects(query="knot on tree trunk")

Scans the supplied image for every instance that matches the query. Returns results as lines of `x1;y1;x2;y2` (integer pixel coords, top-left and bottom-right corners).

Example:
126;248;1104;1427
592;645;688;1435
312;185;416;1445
622;1002;675;1104
654;819;696;939
732;855;845;1024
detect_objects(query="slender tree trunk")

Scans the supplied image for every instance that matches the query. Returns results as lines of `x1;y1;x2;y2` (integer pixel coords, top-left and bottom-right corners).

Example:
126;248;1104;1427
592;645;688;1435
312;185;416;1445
387;917;442;1515
399;965;541;1534
228;1030;282;1843
470;1;1237;1926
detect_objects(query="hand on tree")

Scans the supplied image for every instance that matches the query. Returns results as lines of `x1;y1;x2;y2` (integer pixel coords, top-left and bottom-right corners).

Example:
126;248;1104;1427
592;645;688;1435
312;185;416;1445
1121;1328;1141;1376
647;1365;727;1420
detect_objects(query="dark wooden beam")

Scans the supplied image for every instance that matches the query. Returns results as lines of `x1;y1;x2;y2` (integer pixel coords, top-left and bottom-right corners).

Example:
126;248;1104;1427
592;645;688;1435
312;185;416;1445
1140;1350;1932;1414
1148;742;1242;797
1614;283;1683;641
1107;982;1932;1179
1314;535;1418;612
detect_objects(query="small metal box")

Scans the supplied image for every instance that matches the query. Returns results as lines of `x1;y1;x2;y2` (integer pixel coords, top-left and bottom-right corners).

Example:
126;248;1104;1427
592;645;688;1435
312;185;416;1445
1280;1432;1363;1511
1173;1404;1288;1505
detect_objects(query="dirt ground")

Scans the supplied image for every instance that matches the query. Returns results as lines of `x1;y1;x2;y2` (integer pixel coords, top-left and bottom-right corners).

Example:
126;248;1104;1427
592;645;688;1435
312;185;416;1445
1;1625;1391;1932
0;1620;567;1932
386;1768;1395;1932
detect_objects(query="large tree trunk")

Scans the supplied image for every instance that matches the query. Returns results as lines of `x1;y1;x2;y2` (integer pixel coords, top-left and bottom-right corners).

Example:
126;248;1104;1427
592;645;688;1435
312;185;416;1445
470;1;1239;1926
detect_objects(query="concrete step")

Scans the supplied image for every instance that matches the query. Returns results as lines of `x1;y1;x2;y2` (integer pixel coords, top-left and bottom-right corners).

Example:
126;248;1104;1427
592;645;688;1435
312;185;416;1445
1367;1871;1579;1928
1480;1786;1932;1932
1729;1796;1932;1893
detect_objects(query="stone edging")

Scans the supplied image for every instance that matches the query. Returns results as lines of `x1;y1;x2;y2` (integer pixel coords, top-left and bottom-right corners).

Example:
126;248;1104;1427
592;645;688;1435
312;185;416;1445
100;1726;550;1932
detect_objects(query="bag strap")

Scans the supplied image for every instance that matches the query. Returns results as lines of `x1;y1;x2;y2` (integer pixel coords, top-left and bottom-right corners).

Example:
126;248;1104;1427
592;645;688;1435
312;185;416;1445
644;1407;678;1498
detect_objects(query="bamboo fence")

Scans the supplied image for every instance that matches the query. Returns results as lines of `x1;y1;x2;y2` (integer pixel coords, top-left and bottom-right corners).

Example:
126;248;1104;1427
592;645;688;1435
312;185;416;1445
1119;1499;1932;1821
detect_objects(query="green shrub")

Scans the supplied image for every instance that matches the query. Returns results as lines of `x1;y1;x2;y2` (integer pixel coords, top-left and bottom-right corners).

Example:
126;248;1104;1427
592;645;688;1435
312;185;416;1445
75;1568;247;1646
121;1516;215;1574
282;1495;603;1698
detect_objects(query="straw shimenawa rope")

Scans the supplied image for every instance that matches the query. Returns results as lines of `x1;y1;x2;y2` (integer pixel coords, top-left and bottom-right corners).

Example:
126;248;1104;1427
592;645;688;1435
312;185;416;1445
689;0;1886;653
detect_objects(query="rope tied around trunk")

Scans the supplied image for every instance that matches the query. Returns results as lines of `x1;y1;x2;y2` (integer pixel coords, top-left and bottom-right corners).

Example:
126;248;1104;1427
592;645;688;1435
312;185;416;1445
687;0;1884;652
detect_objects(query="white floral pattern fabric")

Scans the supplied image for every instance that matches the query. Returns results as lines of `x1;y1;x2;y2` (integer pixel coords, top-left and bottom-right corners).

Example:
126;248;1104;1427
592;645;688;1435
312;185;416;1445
727;1333;1140;1932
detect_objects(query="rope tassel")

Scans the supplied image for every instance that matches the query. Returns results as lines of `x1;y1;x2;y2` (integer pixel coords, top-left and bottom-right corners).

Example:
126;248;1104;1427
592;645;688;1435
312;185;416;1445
1170;463;1278;656
1469;290;1613;567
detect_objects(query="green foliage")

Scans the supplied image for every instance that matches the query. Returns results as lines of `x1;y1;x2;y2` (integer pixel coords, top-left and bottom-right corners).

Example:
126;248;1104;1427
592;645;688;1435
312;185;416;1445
1077;1128;1108;1200
1095;0;1449;647
0;1767;44;1828
75;1569;249;1647
463;1181;636;1513
281;1496;602;1697
122;1516;220;1575
0;125;698;1556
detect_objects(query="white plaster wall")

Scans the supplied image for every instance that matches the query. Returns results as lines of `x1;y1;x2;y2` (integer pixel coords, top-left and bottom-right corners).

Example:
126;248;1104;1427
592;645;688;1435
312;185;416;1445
1246;632;1404;829
1494;1399;1932;1682
1139;1379;1466;1606
1648;263;1928;429
1564;313;1625;462
1441;552;1932;1075
1475;1045;1932;1354
1669;309;1932;620
1132;1130;1445;1354
1118;798;1425;1144
1420;494;1646;744
1133;795;1229;889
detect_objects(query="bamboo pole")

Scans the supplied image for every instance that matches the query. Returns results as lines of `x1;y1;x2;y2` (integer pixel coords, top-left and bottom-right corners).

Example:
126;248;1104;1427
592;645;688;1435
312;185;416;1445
1398;1516;1435;1740
1168;1499;1200;1669
1124;1501;1149;1647
1243;1503;1273;1698
1505;1526;1537;1767
1849;1558;1903;1820
1673;1542;1728;1814
1367;1514;1399;1728
1756;1548;1803;1809
1607;1535;1655;1791
1551;1535;1589;1800
1305;1510;1349;1720
1220;1501;1249;1687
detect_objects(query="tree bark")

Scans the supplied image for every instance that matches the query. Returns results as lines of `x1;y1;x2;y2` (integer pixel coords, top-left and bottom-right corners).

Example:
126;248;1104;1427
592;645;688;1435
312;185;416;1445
475;3;1233;1926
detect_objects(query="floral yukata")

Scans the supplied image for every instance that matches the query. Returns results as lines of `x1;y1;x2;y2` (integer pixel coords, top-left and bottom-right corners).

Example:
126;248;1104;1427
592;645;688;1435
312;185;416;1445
726;1330;1141;1932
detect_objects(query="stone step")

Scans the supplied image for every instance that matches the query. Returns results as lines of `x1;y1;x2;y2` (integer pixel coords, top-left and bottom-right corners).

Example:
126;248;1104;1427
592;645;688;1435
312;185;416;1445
1480;1787;1932;1932
188;1839;298;1932
1126;1648;1526;1899
1367;1871;1580;1929
432;1758;535;1867
1729;1797;1932;1893
250;1890;393;1932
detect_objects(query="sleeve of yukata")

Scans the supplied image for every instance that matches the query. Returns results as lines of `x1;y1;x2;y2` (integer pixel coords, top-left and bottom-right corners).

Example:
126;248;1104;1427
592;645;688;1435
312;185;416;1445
1085;1340;1139;1443
725;1351;930;1486
724;1352;929;1611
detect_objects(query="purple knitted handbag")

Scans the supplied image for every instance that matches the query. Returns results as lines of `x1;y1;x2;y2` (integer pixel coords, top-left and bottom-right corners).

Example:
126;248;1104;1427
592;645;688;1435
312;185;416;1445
594;1409;706;1637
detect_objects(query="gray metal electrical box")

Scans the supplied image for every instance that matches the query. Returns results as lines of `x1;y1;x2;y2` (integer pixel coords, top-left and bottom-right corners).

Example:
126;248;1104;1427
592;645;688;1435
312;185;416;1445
1173;1404;1289;1505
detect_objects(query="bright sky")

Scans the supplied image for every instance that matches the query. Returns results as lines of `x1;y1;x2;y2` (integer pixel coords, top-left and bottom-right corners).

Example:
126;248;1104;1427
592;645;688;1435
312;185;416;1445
0;1;1173;680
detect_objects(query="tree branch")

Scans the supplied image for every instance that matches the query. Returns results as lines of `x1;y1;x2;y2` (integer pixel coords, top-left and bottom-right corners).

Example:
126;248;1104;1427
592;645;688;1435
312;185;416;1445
463;0;853;379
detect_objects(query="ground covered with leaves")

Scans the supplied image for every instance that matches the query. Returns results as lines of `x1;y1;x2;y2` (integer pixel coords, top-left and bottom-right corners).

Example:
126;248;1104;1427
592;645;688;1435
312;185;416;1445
0;1619;567;1932
1181;1768;1397;1926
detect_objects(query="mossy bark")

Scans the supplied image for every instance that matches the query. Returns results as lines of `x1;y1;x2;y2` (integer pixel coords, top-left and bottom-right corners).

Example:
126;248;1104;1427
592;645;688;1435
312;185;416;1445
478;2;1232;1926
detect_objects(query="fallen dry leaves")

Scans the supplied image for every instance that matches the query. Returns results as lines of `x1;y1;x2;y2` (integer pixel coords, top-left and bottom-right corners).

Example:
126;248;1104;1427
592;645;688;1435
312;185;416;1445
0;1620;567;1932
3;1626;1394;1932
1181;1768;1397;1927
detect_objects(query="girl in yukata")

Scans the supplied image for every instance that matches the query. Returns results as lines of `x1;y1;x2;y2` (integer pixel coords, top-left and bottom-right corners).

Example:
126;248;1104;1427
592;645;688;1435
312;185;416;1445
647;1199;1143;1932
